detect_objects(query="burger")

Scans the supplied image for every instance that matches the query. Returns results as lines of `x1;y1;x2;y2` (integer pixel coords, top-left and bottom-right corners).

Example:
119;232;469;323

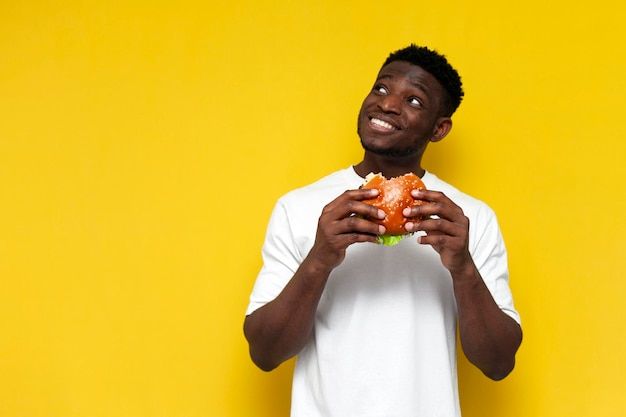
361;172;427;246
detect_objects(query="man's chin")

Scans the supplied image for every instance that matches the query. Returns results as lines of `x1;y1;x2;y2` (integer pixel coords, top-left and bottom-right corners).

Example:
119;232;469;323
361;139;419;158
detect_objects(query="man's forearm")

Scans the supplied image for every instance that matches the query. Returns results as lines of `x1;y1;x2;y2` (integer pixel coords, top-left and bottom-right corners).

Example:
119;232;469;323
452;262;522;380
244;255;332;371
244;187;385;371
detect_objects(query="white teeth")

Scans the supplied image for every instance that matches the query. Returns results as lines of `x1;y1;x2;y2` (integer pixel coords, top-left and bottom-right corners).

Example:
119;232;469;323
371;118;395;130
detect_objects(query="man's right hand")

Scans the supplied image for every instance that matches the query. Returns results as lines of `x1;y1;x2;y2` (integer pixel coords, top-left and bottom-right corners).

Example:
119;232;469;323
244;188;386;372
308;188;386;271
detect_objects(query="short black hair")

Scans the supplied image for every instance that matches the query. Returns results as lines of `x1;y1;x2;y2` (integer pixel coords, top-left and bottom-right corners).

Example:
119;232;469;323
383;44;464;116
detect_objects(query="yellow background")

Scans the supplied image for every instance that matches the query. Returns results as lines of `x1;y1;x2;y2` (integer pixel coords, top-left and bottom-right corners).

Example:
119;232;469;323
1;1;625;416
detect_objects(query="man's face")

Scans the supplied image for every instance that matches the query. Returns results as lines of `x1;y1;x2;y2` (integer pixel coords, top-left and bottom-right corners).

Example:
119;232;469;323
357;61;448;158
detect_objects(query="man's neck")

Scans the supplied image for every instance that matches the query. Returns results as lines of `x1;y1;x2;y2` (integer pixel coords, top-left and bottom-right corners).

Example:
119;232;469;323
353;152;425;179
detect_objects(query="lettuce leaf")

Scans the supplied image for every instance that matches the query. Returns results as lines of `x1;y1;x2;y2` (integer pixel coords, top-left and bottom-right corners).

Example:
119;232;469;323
376;234;406;246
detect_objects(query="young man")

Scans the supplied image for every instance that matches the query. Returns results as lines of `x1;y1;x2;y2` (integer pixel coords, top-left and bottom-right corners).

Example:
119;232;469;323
244;45;522;417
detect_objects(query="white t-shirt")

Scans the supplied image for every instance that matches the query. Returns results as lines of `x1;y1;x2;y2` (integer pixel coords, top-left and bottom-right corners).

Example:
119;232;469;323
247;167;520;417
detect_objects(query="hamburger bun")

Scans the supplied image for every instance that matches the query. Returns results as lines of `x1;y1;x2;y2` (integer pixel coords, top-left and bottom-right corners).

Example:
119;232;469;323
361;172;426;245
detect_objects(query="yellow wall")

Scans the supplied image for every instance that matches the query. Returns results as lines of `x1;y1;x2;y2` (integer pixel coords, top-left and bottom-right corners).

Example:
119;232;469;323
1;1;625;416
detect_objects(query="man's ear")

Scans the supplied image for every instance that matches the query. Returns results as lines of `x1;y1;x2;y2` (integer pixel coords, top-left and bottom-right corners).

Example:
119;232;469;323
430;117;452;143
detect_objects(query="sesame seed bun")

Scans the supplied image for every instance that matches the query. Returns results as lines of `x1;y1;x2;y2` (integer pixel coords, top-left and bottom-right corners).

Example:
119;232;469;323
361;172;426;241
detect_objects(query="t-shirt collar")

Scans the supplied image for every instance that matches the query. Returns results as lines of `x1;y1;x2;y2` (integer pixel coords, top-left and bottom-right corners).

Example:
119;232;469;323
347;165;432;187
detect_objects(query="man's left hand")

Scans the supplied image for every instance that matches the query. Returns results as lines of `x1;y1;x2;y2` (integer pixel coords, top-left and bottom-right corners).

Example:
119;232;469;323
403;189;473;276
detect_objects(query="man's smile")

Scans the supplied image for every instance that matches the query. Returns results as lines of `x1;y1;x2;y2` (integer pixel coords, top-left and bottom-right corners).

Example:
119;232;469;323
368;115;401;133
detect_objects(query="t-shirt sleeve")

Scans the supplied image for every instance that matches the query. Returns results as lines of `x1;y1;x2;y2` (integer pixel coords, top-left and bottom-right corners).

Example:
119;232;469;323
470;206;521;325
245;199;302;316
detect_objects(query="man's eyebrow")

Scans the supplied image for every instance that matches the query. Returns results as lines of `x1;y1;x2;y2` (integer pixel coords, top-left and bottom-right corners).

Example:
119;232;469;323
408;79;431;95
375;74;431;95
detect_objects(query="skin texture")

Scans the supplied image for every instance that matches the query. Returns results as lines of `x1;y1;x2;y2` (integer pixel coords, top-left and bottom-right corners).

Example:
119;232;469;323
244;60;522;379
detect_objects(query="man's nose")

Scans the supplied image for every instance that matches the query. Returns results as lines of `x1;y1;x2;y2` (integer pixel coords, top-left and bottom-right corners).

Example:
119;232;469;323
378;94;401;114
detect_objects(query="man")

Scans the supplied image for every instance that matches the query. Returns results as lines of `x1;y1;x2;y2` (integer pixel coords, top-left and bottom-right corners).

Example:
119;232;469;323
244;44;522;417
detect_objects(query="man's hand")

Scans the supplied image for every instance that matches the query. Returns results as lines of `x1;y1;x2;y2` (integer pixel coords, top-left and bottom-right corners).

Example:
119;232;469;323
403;189;473;276
404;188;522;380
244;187;386;371
309;188;386;271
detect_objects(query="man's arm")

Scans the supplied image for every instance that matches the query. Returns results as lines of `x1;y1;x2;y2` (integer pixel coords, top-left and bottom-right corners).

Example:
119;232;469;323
244;188;385;371
448;262;522;380
404;189;522;380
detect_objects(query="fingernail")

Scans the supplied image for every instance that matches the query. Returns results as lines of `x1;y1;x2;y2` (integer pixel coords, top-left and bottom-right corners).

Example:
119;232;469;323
377;209;386;219
405;222;413;231
379;225;386;234
411;189;422;197
403;207;411;216
370;189;379;196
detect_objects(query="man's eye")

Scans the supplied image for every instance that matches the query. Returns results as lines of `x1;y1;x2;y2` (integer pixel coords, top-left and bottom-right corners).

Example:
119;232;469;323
409;97;422;107
374;85;388;95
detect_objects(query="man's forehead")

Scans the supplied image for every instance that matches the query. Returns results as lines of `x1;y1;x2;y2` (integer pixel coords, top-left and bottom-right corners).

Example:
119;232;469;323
376;61;440;92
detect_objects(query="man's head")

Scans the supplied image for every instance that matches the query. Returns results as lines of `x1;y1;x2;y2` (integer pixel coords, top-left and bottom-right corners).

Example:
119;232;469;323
357;45;463;159
383;45;464;117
